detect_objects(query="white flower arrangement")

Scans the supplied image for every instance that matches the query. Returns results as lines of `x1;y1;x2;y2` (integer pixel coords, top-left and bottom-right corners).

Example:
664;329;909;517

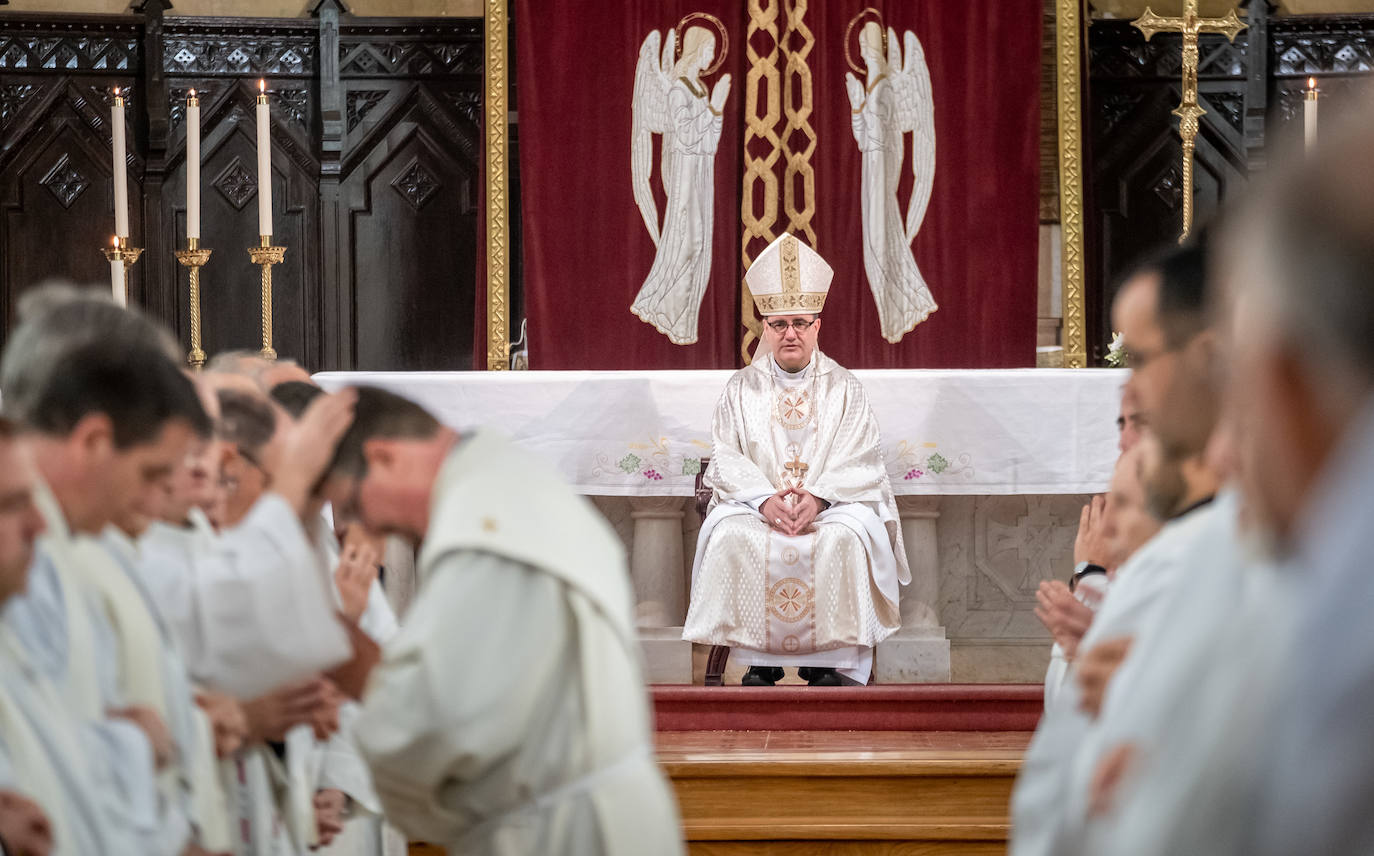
1105;331;1128;368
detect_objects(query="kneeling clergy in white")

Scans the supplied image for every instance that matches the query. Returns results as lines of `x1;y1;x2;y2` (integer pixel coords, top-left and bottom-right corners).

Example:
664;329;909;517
320;388;684;856
684;233;909;684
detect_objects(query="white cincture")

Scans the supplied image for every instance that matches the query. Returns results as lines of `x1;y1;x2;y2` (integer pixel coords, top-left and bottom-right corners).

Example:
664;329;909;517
454;747;653;850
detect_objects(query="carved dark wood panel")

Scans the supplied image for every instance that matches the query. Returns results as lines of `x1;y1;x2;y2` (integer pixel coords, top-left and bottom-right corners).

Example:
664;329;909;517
1086;9;1374;363
0;8;510;373
159;80;319;362
341;88;477;370
1269;15;1374;151
1087;19;1251;361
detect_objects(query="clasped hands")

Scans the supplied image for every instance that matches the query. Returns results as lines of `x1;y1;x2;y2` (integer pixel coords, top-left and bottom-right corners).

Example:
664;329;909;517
761;488;826;537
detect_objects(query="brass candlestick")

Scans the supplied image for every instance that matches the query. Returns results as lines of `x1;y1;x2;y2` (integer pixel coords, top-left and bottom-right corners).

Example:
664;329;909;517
175;237;213;369
247;235;285;361
101;236;144;305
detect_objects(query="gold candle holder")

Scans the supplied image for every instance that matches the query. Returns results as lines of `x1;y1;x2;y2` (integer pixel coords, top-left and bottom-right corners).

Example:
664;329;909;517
247;235;286;360
101;236;144;305
175;237;213;369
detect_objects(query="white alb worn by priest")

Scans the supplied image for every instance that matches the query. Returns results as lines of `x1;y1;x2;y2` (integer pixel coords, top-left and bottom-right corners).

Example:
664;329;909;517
4;477;182;847
136;497;350;700
0;621;150;856
354;431;683;855
95;526;232;853
1009;498;1226;856
683;233;910;684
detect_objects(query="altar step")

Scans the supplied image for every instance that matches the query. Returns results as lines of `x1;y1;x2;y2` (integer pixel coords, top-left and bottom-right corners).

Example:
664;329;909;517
660;730;1031;855
652;684;1043;732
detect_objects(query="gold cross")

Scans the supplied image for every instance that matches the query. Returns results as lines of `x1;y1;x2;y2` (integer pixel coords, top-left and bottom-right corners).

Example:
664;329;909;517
1132;1;1246;242
783;451;809;486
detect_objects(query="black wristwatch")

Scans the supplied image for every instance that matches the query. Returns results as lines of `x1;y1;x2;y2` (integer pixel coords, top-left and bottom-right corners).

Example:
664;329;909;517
1070;561;1107;592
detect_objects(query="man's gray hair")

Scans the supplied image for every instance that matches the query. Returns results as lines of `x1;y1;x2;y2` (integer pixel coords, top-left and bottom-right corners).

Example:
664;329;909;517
205;351;302;381
1243;97;1374;400
0;283;181;423
206;350;271;378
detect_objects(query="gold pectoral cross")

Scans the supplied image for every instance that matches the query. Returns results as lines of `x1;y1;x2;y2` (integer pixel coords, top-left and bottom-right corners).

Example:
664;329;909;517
1133;0;1246;242
783;451;809;488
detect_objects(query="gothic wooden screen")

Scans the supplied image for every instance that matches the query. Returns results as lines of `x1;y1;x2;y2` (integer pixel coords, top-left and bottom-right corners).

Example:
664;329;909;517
0;3;509;371
1085;7;1374;361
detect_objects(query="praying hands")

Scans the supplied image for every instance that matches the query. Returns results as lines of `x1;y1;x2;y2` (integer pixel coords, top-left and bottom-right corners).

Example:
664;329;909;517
1035;580;1094;660
761;488;826;537
243;677;342;743
1076;636;1134;718
335;524;384;623
195;690;248;758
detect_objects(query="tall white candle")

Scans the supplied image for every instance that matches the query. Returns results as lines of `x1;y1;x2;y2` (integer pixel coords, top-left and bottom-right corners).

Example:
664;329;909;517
112;89;129;238
256;80;273;238
1304;77;1319;154
187;90;201;241
109;237;125;307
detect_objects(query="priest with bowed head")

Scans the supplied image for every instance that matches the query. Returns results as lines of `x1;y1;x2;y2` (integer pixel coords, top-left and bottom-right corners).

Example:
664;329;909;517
315;388;683;855
684;232;909;686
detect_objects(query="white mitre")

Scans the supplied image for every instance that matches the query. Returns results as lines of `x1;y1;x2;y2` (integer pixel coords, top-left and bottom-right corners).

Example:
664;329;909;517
746;233;833;316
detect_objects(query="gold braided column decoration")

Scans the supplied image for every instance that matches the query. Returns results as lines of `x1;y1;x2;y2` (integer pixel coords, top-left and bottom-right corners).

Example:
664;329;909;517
740;0;783;365
1055;0;1087;369
780;0;817;248
175;240;212;369
484;0;511;370
248;239;286;361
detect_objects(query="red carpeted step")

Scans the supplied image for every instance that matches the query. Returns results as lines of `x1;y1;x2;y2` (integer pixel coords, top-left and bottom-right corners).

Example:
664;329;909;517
652;684;1043;732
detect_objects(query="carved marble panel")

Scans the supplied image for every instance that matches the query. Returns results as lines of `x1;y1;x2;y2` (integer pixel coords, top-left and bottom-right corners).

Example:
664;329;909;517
938;495;1091;642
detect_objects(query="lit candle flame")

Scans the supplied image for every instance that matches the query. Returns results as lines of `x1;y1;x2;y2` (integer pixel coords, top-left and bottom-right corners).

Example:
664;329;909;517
189;88;196;99
1308;77;1317;91
258;79;266;93
113;87;120;97
112;235;119;248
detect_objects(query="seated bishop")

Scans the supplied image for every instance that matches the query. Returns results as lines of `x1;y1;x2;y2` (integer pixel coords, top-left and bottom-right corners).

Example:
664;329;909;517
683;233;910;686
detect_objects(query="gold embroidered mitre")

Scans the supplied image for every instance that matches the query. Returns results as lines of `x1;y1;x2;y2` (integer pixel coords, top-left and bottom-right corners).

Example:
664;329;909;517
745;233;833;316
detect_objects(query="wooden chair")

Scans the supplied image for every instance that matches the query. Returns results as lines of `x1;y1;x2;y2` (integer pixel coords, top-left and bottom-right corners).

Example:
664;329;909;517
693;458;732;686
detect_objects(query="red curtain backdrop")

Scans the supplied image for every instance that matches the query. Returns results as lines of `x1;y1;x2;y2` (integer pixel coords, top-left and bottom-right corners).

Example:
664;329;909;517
516;0;1039;369
516;0;747;369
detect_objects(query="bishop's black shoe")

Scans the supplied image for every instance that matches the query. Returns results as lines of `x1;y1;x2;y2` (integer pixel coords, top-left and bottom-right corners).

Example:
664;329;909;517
805;668;843;687
741;666;785;686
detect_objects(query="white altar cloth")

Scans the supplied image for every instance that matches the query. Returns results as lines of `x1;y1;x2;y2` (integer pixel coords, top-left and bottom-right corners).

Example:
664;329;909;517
314;369;1127;498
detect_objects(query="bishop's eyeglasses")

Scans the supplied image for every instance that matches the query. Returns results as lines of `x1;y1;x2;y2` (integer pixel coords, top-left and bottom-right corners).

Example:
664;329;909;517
765;318;816;334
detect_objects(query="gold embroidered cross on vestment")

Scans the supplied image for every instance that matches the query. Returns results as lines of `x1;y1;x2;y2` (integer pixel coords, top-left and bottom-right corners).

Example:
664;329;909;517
774;387;813;430
783;450;809;489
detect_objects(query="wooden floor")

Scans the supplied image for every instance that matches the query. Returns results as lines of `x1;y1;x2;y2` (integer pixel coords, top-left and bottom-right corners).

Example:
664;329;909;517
408;730;1032;856
660;731;1031;856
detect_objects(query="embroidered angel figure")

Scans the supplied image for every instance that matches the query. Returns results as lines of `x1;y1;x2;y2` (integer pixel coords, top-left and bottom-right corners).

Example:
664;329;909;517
845;15;938;343
630;18;731;345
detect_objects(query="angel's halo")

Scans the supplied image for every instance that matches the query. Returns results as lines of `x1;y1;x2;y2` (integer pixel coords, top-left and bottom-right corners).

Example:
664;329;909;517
845;7;889;75
674;11;729;77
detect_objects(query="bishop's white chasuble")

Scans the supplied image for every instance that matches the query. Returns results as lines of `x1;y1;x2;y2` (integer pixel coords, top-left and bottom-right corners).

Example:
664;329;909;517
684;351;909;682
